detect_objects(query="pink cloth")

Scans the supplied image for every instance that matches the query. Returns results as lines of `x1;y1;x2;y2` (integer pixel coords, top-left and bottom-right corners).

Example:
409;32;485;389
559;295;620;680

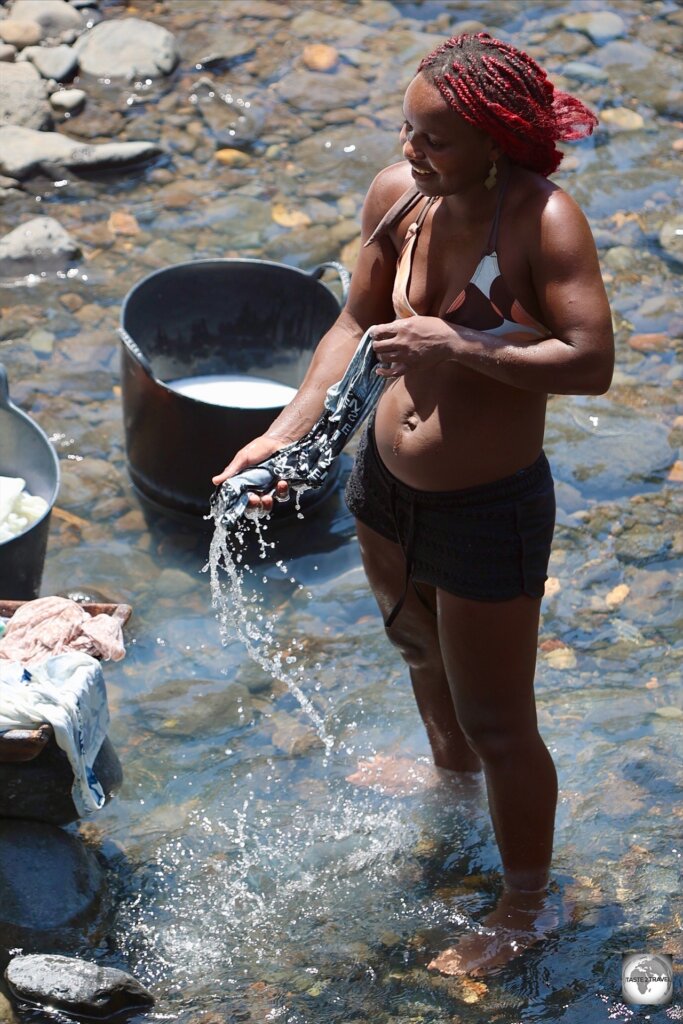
0;597;126;666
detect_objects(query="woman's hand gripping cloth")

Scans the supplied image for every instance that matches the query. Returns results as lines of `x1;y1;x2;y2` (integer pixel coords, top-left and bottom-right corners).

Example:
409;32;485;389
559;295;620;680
0;652;110;816
211;327;383;529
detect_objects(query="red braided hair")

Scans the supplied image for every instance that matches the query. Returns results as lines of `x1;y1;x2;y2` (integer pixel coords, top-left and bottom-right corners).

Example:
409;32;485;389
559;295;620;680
417;33;598;177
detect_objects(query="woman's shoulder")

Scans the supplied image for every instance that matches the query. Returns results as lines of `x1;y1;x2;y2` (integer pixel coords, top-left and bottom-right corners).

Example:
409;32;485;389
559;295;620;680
507;167;593;253
364;162;415;217
509;167;586;230
361;161;420;245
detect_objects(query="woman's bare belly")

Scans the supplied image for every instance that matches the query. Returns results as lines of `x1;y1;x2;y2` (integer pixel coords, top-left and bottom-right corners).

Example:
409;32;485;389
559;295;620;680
374;363;548;491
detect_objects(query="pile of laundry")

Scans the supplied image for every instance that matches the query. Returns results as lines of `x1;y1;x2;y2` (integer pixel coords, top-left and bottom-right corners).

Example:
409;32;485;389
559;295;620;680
0;597;128;816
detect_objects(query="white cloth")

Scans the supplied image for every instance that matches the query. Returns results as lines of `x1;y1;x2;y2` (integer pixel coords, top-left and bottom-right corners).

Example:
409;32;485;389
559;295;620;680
0;475;48;542
0;652;110;816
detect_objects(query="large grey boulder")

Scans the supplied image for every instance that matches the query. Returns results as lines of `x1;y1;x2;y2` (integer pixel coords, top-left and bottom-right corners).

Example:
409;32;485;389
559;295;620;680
74;17;179;79
0;821;104;938
20;44;78;82
0;125;161;179
0;216;81;275
5;956;154;1018
10;0;84;36
0;62;51;130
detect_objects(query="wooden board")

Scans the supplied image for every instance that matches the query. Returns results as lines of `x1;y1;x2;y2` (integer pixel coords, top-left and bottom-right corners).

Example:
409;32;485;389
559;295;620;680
0;600;132;623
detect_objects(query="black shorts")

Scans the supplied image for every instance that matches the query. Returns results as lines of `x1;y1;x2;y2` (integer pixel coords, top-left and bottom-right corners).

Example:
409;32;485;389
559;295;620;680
345;418;555;622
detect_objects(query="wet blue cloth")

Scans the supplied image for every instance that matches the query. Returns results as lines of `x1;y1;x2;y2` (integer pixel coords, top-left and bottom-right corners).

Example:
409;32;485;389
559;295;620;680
212;327;383;528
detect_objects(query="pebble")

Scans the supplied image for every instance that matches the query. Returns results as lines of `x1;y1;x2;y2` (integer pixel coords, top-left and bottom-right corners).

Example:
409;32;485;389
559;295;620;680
603;245;634;271
0;42;17;61
28;327;56;354
563;60;609;84
5;955;154;1018
543;645;578;670
0;62;51;131
659;215;683;265
74;17;180;79
289;9;371;47
20;43;79;82
215;147;251;167
271;203;311;228
0;19;43;49
0;125;161;179
107;210;140;236
0;216;81;274
600;107;645;131
302;43;339;72
10;0;84;36
605;583;630;608
50;88;87;114
562;10;626;45
276;66;369;112
627;333;668;353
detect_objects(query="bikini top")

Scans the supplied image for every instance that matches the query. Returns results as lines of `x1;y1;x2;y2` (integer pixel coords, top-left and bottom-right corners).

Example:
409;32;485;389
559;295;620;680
365;176;549;341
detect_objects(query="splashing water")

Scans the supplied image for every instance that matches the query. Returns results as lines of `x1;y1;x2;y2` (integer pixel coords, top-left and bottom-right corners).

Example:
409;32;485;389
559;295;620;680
205;506;334;755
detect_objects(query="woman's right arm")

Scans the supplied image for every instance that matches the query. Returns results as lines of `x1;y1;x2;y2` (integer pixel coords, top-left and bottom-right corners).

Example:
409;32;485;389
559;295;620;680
211;163;406;490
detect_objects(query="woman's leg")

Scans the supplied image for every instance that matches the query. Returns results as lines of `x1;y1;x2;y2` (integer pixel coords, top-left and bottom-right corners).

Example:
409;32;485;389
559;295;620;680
428;590;558;975
436;590;556;890
354;520;480;773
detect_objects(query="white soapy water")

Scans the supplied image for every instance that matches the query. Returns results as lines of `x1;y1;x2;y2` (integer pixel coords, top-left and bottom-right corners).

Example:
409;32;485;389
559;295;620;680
166;373;298;409
205;510;333;754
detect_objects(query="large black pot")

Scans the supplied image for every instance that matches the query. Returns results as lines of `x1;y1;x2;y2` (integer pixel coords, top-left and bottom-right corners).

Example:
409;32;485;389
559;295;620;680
0;366;60;600
119;258;349;522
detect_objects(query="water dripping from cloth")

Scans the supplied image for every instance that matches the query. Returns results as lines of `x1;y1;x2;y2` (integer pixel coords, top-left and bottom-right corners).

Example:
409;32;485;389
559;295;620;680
205;507;334;754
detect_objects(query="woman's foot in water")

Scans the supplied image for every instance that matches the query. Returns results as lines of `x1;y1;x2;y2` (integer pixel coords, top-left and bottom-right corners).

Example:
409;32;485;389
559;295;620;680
427;885;560;977
346;754;482;797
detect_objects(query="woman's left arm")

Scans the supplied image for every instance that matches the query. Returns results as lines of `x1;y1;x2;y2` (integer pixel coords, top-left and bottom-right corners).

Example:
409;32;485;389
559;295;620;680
372;190;615;396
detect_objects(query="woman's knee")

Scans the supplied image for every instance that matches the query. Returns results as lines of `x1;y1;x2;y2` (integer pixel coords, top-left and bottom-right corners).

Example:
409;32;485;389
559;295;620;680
457;716;541;764
385;621;439;670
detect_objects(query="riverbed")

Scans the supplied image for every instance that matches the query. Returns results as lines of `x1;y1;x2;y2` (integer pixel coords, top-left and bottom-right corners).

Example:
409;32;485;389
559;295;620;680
1;0;682;1021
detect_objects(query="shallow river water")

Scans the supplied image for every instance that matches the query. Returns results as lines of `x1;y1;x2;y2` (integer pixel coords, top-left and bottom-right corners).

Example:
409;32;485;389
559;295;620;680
1;0;682;1022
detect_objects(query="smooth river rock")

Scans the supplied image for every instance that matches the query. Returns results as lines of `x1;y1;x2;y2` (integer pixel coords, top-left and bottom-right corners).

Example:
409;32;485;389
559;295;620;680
50;88;87;114
10;0;84;36
20;43;79;82
0;125;161;179
74;17;179;79
5;956;154;1018
0;820;104;937
0;19;43;49
0;216;81;274
561;10;626;45
0;62;51;130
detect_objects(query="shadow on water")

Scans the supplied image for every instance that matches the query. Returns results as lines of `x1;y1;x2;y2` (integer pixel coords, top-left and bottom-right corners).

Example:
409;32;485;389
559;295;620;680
1;0;682;1021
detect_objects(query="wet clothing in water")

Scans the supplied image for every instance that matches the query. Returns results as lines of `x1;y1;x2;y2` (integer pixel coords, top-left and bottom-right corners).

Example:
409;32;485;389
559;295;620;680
345;417;556;625
348;173;555;624
212;328;384;529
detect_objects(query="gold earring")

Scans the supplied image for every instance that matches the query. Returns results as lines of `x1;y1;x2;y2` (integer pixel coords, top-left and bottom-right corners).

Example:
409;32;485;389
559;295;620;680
484;161;498;190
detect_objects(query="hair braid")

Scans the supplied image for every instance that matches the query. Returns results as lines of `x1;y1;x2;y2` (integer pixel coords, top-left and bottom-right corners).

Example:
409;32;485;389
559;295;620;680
417;32;597;176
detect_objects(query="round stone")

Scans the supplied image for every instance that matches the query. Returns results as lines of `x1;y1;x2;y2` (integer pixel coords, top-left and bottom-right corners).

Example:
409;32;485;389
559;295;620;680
0;19;43;49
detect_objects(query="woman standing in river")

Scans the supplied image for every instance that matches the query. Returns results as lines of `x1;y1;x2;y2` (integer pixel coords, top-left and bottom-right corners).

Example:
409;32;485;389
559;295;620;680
213;33;614;975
